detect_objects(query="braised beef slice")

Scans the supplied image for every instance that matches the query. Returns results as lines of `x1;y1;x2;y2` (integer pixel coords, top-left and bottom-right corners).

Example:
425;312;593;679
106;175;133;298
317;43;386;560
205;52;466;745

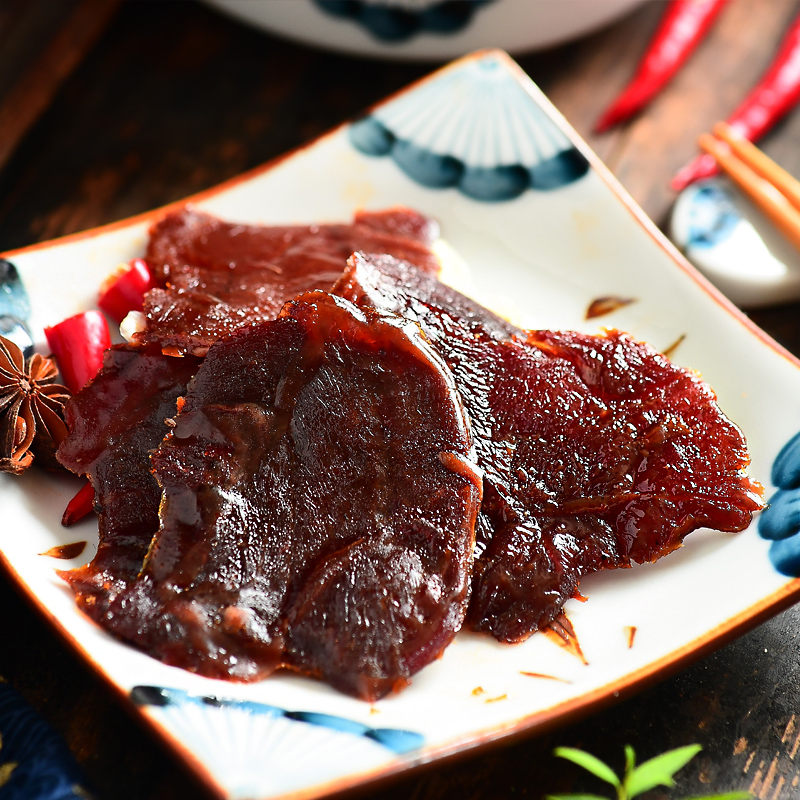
137;206;440;355
92;293;481;700
353;207;439;244
56;344;203;617
334;253;763;642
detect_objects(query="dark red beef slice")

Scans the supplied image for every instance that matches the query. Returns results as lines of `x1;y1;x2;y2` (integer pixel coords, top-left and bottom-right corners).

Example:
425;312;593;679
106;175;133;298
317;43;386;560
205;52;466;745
353;207;439;244
334;253;763;642
137;207;440;355
95;292;481;700
56;344;203;618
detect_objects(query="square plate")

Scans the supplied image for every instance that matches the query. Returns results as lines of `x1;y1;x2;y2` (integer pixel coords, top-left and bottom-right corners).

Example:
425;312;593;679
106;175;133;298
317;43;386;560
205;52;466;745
2;50;799;800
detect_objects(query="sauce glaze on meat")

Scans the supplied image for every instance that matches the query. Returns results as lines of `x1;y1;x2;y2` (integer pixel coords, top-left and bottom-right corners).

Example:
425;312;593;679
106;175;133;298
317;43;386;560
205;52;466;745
137;207;440;356
84;293;482;700
57;207;447;683
57;207;763;698
57;344;203;615
334;253;764;641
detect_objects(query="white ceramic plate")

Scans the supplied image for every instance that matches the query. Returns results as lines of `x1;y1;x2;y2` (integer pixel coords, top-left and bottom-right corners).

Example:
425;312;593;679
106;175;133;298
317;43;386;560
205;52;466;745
2;50;800;800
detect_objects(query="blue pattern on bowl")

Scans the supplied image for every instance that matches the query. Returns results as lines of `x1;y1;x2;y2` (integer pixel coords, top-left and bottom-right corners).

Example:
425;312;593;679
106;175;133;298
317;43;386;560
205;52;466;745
0;259;33;357
683;183;740;249
758;430;800;576
131;686;424;755
349;52;589;201
0;682;91;800
313;0;492;42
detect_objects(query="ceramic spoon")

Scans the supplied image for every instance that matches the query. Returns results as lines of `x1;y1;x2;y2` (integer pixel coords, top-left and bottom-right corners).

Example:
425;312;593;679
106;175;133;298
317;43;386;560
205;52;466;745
670;177;800;308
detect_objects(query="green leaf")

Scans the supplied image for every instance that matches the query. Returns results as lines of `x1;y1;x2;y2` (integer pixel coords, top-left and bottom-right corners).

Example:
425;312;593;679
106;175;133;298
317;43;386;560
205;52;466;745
545;795;612;800
624;745;636;777
553;747;621;788
681;793;752;800
624;744;702;798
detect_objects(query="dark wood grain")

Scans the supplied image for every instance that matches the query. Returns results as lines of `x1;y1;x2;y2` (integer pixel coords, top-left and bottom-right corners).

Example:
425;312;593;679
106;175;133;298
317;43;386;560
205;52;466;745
2;2;800;799
592;0;799;226
0;0;122;173
0;0;78;100
528;0;800;228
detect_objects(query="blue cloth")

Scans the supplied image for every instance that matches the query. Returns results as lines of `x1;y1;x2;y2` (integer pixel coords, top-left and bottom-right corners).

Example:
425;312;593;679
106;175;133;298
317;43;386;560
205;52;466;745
0;681;92;800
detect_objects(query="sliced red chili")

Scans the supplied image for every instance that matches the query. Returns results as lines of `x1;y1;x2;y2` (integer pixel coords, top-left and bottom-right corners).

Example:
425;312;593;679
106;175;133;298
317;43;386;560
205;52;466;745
98;258;158;323
672;11;800;190
62;479;95;527
595;0;727;133
44;310;111;393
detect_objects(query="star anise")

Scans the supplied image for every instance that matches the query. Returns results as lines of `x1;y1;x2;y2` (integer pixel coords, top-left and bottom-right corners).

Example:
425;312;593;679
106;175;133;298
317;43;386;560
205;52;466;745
0;334;71;475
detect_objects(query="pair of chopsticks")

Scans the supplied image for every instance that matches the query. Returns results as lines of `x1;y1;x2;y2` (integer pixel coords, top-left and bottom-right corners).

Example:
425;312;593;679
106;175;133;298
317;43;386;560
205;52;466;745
698;123;800;252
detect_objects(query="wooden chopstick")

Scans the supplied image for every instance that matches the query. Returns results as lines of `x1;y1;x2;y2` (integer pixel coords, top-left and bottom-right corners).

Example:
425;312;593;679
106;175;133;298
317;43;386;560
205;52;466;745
698;126;800;254
714;121;800;212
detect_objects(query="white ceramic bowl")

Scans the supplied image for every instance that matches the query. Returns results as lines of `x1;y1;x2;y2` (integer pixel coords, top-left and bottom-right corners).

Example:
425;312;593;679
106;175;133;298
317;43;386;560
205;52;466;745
202;0;645;60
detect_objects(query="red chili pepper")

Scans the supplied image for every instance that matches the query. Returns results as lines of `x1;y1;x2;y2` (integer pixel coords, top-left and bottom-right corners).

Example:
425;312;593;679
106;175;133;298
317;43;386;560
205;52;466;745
61;480;95;527
44;310;111;393
98;258;158;323
672;11;800;190
595;0;727;133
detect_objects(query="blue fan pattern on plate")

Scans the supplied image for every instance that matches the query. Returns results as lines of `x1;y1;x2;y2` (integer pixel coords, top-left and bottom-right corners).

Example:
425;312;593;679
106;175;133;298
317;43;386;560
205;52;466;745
0;259;33;356
349;53;590;201
132;686;423;798
313;0;492;42
132;685;422;754
759;431;800;576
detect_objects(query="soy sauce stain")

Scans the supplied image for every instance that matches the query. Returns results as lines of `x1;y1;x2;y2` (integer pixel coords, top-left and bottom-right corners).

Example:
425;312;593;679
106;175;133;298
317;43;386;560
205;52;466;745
39;541;87;560
520;671;572;684
662;334;686;358
586;296;634;320
625;625;637;649
485;694;507;704
543;614;588;665
472;686;486;697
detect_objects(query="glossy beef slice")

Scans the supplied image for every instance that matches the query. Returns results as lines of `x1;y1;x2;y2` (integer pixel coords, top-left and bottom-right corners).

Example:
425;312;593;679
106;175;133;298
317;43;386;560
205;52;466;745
57;344;203;616
334;253;763;642
95;293;482;700
137;207;440;355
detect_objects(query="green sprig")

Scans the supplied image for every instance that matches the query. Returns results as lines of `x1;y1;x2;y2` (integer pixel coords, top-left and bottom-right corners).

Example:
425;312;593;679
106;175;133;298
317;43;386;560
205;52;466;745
546;744;751;800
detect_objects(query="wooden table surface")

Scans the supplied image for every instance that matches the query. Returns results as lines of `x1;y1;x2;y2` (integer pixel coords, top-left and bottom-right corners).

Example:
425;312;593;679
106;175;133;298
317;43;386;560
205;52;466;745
2;1;800;798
